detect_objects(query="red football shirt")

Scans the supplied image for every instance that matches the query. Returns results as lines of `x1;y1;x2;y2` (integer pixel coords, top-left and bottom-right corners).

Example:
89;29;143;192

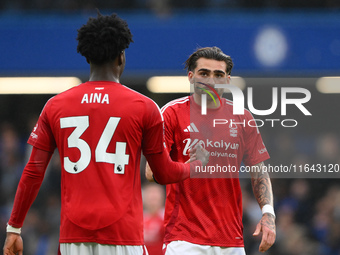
161;95;270;247
27;81;164;245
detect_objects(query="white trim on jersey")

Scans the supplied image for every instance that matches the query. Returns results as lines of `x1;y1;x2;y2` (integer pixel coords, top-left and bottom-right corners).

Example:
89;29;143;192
161;96;190;114
224;97;234;106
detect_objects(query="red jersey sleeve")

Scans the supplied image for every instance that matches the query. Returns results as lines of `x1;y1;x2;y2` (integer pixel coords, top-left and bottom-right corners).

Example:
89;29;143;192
144;98;202;184
8;147;53;228
27;99;56;153
142;99;164;155
242;110;270;166
162;107;176;152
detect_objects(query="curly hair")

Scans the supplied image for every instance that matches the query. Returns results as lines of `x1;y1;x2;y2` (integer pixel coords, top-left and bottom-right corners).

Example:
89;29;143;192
184;46;233;75
77;12;133;65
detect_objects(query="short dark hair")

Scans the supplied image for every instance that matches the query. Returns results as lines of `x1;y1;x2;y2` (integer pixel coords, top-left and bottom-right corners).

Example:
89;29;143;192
77;12;133;65
184;47;233;75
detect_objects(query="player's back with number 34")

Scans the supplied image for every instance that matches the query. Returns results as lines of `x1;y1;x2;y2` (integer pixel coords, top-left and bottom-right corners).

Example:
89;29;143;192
3;12;209;255
29;80;167;242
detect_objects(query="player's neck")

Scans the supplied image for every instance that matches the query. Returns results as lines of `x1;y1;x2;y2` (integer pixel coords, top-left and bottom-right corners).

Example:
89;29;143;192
89;64;121;83
89;73;120;83
193;93;221;109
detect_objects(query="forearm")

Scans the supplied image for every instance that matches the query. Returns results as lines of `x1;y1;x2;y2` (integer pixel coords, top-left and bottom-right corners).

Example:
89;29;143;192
250;162;276;253
8;147;52;228
145;150;201;185
250;162;273;208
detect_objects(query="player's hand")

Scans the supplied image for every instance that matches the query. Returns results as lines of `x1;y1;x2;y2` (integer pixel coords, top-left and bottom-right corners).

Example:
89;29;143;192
253;213;276;253
145;162;155;182
186;144;209;166
3;232;23;255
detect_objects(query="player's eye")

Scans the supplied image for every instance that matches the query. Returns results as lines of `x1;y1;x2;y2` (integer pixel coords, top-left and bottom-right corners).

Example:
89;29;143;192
201;71;213;78
215;73;225;78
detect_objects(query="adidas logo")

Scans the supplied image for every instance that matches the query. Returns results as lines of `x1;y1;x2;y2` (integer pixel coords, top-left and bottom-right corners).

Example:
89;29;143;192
184;123;199;133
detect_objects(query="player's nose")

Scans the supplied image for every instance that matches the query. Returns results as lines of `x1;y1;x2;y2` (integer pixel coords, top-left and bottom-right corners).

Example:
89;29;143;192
204;77;215;87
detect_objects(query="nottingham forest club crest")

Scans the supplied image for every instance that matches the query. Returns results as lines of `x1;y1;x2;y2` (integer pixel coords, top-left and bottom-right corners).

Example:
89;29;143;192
229;120;238;137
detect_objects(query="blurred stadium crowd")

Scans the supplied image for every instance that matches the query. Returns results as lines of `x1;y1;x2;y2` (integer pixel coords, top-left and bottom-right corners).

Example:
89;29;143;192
0;115;340;255
1;0;340;14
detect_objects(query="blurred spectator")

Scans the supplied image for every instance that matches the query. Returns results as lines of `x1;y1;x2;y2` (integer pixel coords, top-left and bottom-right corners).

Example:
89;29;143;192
277;179;313;226
147;0;171;17
0;123;23;204
313;185;340;255
142;183;165;255
241;182;263;254
267;132;298;167
315;133;339;164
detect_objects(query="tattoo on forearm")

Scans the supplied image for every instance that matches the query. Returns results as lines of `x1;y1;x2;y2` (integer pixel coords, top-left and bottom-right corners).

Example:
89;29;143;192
261;214;275;231
251;162;273;207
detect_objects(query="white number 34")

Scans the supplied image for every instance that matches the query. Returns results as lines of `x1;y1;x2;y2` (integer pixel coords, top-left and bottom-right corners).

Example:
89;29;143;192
60;116;129;174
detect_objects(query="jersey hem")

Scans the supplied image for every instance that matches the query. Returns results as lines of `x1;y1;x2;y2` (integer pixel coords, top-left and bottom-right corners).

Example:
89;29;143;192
164;238;244;247
59;239;144;246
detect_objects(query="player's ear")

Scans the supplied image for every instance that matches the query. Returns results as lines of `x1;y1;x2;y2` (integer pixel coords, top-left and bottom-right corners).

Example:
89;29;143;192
118;51;124;66
227;75;231;84
188;71;194;84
